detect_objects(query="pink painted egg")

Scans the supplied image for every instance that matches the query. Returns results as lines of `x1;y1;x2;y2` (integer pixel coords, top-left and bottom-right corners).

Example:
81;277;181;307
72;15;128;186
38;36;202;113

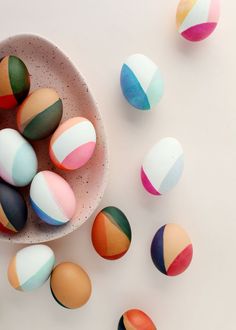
49;117;96;171
30;171;76;226
176;0;220;42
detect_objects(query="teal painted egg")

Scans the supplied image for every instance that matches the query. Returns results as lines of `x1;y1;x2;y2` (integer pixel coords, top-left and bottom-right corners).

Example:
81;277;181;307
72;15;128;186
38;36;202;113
120;54;164;110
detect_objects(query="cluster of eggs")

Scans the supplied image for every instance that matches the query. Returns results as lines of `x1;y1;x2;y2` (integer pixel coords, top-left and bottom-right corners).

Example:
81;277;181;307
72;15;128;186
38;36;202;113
0;55;97;234
8;244;92;309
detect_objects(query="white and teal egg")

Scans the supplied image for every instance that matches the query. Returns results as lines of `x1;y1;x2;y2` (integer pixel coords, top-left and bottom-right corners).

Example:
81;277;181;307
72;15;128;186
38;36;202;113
0;128;37;186
8;245;55;292
120;54;164;110
141;137;184;195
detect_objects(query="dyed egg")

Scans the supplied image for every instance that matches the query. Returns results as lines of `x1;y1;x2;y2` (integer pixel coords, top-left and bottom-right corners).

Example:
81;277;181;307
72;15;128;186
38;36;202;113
49;117;96;171
176;0;220;42
92;206;132;260
0;182;27;234
151;223;193;276
8;244;55;292
0;55;30;110
0;128;37;186
50;262;92;309
17;88;63;140
120;54;164;110
30;171;76;226
118;309;157;330
141;137;184;196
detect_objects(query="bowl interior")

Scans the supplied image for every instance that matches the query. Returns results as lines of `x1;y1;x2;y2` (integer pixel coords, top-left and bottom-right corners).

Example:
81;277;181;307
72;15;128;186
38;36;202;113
0;34;108;243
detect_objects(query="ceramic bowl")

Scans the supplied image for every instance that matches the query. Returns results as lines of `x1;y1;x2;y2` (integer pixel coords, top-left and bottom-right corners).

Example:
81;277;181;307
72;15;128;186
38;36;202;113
0;34;109;243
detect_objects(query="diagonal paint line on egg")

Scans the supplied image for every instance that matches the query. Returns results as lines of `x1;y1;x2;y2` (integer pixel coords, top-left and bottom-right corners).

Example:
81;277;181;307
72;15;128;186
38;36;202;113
142;138;183;195
20;256;55;292
178;0;212;33
0;204;17;232
0;129;25;185
42;171;76;221
15;245;54;288
163;224;191;271
30;173;69;223
0;56;12;97
51;120;96;163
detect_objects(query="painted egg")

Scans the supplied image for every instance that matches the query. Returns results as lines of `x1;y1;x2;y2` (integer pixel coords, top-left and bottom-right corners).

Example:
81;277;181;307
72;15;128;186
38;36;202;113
49;117;96;171
118;309;157;330
151;223;193;276
0;181;27;234
120;54;164;110
176;0;220;42
141;137;184;196
30;170;76;226
0;128;37;186
8;244;55;292
92;206;132;260
50;262;92;309
17;88;63;140
0;55;30;110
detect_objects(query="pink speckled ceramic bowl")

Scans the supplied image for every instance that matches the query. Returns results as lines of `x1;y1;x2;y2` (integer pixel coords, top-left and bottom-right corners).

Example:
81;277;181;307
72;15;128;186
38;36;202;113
0;34;109;243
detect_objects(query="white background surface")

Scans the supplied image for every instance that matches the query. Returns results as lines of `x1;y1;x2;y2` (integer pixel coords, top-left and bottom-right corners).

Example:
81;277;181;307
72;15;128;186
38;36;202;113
0;1;235;329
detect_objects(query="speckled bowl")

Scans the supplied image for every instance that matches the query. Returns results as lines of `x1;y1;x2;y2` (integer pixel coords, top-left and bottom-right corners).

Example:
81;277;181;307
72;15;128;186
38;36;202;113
0;34;109;243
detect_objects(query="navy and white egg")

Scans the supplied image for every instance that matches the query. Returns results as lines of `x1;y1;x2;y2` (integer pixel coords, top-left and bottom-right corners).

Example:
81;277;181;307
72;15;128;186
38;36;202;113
120;54;164;110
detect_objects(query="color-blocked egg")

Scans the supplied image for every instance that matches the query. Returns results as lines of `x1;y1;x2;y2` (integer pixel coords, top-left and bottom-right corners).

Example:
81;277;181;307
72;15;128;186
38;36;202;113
176;0;220;42
49;117;96;171
30;171;76;226
92;206;132;260
8;244;55;292
50;262;92;309
118;309;157;330
0;128;38;187
141;137;184;196
120;54;164;110
151;224;193;276
0;55;30;110
17;88;63;140
0;182;27;234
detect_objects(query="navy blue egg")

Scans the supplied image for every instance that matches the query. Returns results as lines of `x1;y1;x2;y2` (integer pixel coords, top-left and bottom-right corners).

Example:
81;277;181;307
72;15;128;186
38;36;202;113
0;182;27;233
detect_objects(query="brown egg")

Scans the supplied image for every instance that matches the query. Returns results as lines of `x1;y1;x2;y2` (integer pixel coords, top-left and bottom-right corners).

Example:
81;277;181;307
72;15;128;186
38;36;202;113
50;262;92;309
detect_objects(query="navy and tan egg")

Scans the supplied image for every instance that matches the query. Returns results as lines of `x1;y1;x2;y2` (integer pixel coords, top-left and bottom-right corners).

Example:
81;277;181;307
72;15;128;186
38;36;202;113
0;55;30;110
17;88;63;140
50;262;92;309
0;182;27;234
0;128;38;187
8;245;55;292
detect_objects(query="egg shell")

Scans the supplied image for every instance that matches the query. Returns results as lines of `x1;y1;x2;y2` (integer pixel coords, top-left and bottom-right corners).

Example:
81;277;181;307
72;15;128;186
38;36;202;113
0;182;27;234
0;128;38;187
176;0;220;42
0;55;30;110
151;223;193;276
141;137;184;196
92;206;132;260
8;244;55;292
50;262;92;309
120;54;164;110
49;117;96;171
118;309;157;330
30;170;76;226
17;88;63;140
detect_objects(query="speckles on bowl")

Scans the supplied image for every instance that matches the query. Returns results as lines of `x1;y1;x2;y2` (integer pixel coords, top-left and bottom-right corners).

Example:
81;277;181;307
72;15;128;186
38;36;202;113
0;34;108;244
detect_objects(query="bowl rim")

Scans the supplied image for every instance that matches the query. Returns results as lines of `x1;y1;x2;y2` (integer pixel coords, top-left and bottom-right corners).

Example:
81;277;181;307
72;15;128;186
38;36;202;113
0;33;109;244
